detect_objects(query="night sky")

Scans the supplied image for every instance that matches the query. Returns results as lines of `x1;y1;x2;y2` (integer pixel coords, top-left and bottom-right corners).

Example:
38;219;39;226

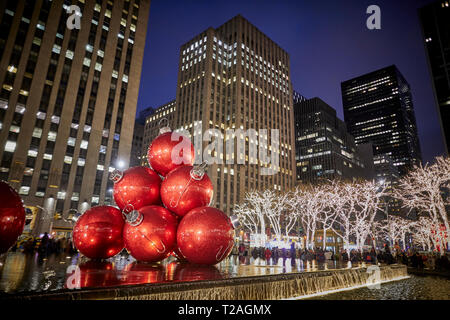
136;0;445;164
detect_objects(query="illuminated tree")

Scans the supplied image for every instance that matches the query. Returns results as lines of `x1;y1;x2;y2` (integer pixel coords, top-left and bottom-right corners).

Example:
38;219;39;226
395;156;450;252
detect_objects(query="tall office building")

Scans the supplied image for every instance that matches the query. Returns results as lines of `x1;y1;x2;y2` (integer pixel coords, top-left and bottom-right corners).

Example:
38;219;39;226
141;99;176;166
0;0;150;235
419;1;450;155
294;97;373;183
175;15;296;214
341;65;422;176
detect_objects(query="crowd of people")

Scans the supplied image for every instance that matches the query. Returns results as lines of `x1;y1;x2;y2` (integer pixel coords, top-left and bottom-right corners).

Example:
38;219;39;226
10;232;77;256
234;243;450;271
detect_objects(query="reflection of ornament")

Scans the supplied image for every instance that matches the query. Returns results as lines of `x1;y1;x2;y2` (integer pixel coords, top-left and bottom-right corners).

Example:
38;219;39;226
161;164;213;217
0;181;26;254
171;241;188;262
120;261;165;285
147;128;195;177
111;166;161;211
77;261;119;288
72;206;124;259
123;205;178;262
177;207;235;265
173;263;223;282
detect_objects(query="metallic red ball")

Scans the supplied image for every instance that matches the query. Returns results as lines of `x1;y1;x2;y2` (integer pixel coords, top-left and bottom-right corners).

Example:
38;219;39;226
0;181;26;254
112;166;162;211
72;206;125;259
161;165;214;217
123;205;178;263
147;131;195;177
177;207;235;265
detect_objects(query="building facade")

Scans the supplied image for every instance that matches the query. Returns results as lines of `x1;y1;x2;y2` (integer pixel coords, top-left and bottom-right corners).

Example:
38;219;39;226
419;1;450;155
130;120;144;167
0;0;150;234
175;15;296;215
341;65;422;176
294;97;373;183
141;99;176;166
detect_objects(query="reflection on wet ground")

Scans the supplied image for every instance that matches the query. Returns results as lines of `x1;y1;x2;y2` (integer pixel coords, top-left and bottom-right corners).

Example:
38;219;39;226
0;252;354;294
311;275;450;300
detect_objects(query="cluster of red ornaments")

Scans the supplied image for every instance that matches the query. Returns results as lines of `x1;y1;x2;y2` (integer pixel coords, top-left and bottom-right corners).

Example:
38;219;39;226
73;126;238;265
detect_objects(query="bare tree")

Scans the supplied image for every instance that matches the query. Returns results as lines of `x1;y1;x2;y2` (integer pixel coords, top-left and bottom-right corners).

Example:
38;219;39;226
395;156;450;252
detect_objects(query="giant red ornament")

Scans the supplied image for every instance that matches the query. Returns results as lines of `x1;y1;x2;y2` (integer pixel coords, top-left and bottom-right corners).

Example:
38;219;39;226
0;181;26;254
123;205;178;263
110;166;161;211
161;164;214;217
72;206;125;259
147;127;195;177
177;207;239;265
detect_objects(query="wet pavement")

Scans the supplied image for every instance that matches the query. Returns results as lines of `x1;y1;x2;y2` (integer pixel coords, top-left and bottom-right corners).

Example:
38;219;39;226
0;251;353;295
311;274;450;300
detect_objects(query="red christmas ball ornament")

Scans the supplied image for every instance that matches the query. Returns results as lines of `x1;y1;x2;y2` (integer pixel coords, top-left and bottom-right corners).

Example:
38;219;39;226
161;163;214;217
177;207;240;265
0;181;26;254
123;205;178;263
147;126;195;177
72;206;125;259
110;166;161;211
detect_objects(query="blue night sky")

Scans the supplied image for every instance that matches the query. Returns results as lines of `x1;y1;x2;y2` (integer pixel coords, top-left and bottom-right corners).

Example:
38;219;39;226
136;0;445;164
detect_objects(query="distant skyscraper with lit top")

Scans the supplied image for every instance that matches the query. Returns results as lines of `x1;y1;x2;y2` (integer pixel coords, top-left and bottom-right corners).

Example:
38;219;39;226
341;65;422;176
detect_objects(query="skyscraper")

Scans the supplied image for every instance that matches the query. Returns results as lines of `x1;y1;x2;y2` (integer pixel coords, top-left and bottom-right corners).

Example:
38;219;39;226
419;1;450;155
294;97;373;183
175;15;296;215
341;65;422;176
0;0;150;235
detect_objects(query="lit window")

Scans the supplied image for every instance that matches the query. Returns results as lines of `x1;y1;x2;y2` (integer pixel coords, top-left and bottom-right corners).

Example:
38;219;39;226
122;75;128;83
64;156;72;164
5;141;16;152
19;186;30;195
95;63;102;71
52;44;61;54
92;196;99;204
15;105;25;113
78;158;85;166
7;65;17;73
28;150;38;157
100;145;107;154
9;125;20;133
32;128;42;138
86;44;94;52
57;191;66;200
67;137;76;146
80;140;88;149
65;50;74;60
51;115;60;123
83;58;91;67
97;164;104;171
43;153;52;160
47;131;57;141
97;50;104;58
